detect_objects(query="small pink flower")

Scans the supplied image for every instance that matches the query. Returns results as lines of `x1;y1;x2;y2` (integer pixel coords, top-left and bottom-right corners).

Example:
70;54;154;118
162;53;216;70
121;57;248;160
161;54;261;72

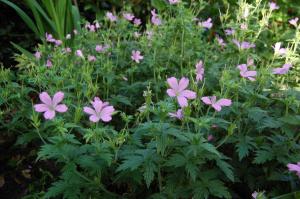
167;77;196;107
151;9;162;26
169;109;183;120
34;91;68;120
225;28;235;35
95;44;109;52
54;40;62;46
201;96;232;112
287;162;300;178
88;24;96;32
289;17;299;27
45;33;55;42
64;47;72;53
83;97;115;123
106;12;117;22
46;59;52;68
88;55;96;62
35;51;41;60
199;18;213;29
95;22;100;29
76;50;84;58
232;39;255;50
273;42;286;56
195;60;204;82
207;134;214;141
272;63;292;75
216;35;226;47
131;50;144;63
169;0;180;4
237;63;257;81
252;191;258;199
123;13;135;21
133;18;142;26
240;23;248;30
146;31;154;40
269;2;279;11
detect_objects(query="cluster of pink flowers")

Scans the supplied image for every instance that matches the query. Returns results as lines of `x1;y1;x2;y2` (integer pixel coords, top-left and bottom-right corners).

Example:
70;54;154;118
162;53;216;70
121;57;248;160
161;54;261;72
45;33;62;46
34;92;115;123
106;12;117;22
151;9;162;26
122;12;142;26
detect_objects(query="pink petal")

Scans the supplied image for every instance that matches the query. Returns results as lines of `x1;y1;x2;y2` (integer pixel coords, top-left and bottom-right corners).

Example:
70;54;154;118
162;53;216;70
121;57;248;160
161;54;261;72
181;90;196;99
43;110;55;120
100;106;115;122
34;104;49;112
212;104;222;111
201;97;212;105
52;91;64;106
55;104;68;112
237;64;247;72
216;99;232;106
92;100;103;113
178;77;189;91
83;107;96;115
167;77;178;90
89;115;100;122
244;71;257;77
167;89;176;97
177;96;188;107
39;92;52;106
287;163;300;172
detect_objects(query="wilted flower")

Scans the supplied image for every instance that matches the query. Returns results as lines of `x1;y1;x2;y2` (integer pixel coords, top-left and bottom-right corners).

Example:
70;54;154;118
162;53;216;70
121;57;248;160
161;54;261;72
151;9;162;25
106;12;117;22
133;18;142;26
273;42;286;56
225;28;235;35
34;91;68;120
88;55;96;62
34;51;41;60
131;50;144;63
169;109;183;120
76;50;84;58
195;60;204;82
83;97;115;123
289;17;299;27
46;59;52;67
123;13;135;21
287;162;300;178
269;2;279;11
199;18;213;29
201;96;232;112
167;77;196;107
169;0;180;4
272;63;292;75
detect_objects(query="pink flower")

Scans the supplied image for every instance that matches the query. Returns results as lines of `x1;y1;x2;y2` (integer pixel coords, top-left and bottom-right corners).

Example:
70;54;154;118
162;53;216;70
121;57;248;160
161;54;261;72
46;59;52;68
289;17;298;27
272;63;292;75
131;50;144;63
169;109;183;120
225;28;235;35
146;31;154;40
167;77;196;107
76;50;84;58
240;23;248;30
133;18;142;26
95;44;109;52
45;33;55;42
201;96;232;111
232;39;255;50
35;51;41;60
64;47;72;53
34;91;68;120
216;35;226;47
273;42;286;56
207;134;214;141
287;162;300;178
252;191;258;199
95;22;100;29
106;12;117;22
237;63;257;81
83;97;115;123
195;60;204;82
151;9;162;26
54;40;62;46
269;2;279;11
88;55;96;62
169;0;180;4
123;13;135;21
199;18;213;29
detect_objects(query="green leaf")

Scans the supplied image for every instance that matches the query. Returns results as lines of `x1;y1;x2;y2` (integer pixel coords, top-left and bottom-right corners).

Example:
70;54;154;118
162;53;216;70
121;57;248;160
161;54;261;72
165;154;186;167
202;143;220;157
235;135;256;161
216;159;234;182
144;162;155;188
11;42;34;59
151;0;167;10
253;148;274;164
117;155;144;172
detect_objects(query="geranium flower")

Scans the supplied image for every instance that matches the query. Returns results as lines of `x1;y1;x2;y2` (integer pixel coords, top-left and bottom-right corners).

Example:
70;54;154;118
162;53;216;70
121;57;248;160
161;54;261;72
106;12;117;22
273;42;286;56
289;17;299;27
237;61;257;81
287;162;300;178
45;33;55;42
76;50;84;58
131;50;144;63
216;35;226;47
46;59;52;68
272;63;292;75
55;40;62;46
34;91;68;120
169;0;180;4
207;134;214;141
168;109;183;120
88;55;96;62
195;60;204;82
151;9;162;25
95;44;109;52
35;51;41;60
225;28;235;35
252;192;258;199
123;13;135;21
269;2;279;11
201;96;232;111
133;18;142;26
232;39;255;50
240;23;248;30
83;97;115;123
167;77;196;107
199;18;213;29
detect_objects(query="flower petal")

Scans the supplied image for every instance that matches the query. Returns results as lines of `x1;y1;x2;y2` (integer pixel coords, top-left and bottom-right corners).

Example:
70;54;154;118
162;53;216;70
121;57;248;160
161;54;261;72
43;110;55;120
89;115;100;122
201;97;212;105
100;106;115;122
167;77;178;90
167;89;176;97
39;92;52;106
52;91;64;106
55;104;68;112
178;77;189;91
83;107;96;115
34;104;49;112
181;90;196;99
177;96;188;107
212;104;222;111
